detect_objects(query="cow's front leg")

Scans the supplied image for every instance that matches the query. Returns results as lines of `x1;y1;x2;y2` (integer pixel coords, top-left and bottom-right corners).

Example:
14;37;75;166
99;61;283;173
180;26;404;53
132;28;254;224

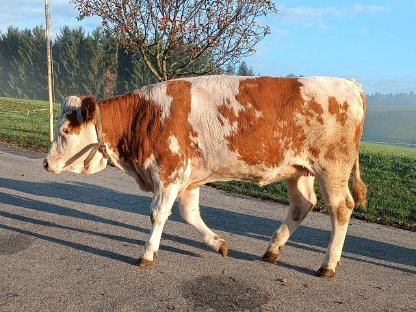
137;183;179;268
178;187;228;257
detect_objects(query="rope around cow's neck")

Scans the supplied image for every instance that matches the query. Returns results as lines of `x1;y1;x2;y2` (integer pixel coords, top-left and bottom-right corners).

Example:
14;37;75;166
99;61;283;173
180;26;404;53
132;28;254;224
84;102;109;167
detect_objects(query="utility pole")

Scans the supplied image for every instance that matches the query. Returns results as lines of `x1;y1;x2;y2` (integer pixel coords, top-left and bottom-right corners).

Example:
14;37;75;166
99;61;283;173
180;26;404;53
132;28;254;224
45;0;54;142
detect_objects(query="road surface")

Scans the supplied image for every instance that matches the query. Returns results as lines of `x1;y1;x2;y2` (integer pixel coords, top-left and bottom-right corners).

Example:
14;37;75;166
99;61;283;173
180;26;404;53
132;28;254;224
0;143;415;311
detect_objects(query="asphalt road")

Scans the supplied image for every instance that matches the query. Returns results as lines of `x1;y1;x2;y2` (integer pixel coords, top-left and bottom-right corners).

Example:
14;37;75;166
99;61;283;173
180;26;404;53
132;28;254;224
0;143;415;312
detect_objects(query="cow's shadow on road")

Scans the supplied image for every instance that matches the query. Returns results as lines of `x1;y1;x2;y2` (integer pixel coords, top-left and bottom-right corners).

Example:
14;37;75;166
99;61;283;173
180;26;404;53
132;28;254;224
1;177;415;276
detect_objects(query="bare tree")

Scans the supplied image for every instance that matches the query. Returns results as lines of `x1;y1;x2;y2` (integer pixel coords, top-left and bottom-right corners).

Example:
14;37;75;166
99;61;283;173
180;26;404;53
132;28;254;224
72;0;277;81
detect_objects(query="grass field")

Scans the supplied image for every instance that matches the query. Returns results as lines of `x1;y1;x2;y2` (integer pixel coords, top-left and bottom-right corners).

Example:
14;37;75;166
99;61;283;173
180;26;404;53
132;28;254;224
0;97;415;231
0;97;60;151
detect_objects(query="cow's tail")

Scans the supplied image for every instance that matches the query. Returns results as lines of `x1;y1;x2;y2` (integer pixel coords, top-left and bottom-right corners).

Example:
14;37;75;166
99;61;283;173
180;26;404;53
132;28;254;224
352;155;367;208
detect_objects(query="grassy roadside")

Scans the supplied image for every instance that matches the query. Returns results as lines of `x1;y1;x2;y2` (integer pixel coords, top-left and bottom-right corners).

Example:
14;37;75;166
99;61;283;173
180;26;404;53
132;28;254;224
0;97;60;152
1;97;415;231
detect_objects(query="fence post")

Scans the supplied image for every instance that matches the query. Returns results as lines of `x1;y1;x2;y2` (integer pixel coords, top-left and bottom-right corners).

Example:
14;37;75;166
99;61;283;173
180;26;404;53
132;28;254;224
45;0;53;142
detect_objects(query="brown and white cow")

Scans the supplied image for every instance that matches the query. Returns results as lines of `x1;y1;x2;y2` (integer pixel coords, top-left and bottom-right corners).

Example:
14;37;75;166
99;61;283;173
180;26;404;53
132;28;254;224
44;75;367;277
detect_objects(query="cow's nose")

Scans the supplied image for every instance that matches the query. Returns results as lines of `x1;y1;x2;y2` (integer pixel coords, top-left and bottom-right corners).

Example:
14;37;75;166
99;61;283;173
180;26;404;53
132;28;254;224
43;159;49;171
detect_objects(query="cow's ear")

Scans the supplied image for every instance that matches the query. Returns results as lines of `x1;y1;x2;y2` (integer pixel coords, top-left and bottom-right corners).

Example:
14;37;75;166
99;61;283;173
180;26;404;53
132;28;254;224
80;96;96;122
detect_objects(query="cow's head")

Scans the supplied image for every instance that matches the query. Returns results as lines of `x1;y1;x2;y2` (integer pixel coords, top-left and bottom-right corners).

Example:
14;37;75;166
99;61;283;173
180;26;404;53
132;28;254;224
43;96;108;174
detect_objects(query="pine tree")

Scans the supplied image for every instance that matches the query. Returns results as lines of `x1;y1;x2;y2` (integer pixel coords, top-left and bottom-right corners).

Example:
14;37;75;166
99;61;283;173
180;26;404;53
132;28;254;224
53;27;85;100
28;26;47;99
100;30;118;98
223;63;235;75
237;61;255;76
78;28;106;96
0;27;22;97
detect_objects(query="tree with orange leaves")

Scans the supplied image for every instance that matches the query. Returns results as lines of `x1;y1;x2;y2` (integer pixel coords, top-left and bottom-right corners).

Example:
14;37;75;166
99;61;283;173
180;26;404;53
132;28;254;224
72;0;277;81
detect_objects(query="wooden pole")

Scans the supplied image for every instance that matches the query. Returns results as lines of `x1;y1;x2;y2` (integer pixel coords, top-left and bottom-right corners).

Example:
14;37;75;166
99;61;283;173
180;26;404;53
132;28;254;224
45;0;54;142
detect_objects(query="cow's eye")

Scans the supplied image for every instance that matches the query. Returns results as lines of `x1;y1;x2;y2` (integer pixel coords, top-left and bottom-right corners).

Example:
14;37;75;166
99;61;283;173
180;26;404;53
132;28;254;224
62;128;70;135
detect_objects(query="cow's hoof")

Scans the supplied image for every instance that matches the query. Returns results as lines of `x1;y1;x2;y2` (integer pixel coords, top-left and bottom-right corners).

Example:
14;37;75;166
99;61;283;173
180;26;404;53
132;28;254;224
136;258;154;268
260;251;278;263
218;241;228;258
316;267;336;278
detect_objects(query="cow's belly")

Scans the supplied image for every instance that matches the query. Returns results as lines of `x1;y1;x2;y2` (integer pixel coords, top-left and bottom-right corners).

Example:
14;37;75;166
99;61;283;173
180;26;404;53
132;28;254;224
185;161;302;190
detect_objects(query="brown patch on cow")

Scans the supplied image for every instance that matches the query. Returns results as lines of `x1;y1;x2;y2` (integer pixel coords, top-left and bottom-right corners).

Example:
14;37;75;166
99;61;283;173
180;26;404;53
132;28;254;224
324;137;352;162
335;202;352;225
80;96;97;122
324;144;336;161
307;98;324;125
97;92;143;157
352;92;367;149
328;96;349;126
65;110;82;135
156;81;199;183
353;94;366;148
301;98;325;126
98;81;199;186
308;98;324;115
354;124;363;149
308;146;320;159
218;77;308;167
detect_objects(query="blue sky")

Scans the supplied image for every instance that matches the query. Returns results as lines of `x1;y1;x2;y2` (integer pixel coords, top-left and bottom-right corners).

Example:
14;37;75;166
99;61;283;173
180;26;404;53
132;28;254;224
0;0;414;94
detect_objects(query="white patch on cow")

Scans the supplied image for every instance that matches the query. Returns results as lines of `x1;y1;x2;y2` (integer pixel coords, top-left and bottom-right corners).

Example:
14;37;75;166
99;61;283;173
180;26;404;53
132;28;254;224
299;76;365;122
61;96;82;114
184;158;192;182
46;114;103;174
114;154;157;192
255;110;264;118
168;135;180;154
134;83;172;120
184;75;250;169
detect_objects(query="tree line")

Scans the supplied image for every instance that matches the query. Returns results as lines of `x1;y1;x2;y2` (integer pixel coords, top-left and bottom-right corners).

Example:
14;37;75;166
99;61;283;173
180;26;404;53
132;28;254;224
0;26;256;102
3;25;414;106
366;92;416;107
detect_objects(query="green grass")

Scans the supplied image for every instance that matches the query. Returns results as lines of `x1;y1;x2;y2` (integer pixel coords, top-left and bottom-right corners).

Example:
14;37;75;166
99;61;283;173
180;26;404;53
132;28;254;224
1;97;415;231
357;144;416;230
0;97;59;151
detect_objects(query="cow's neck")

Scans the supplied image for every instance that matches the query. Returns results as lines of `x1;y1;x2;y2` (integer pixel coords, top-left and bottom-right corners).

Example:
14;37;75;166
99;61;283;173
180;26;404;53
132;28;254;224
98;93;142;159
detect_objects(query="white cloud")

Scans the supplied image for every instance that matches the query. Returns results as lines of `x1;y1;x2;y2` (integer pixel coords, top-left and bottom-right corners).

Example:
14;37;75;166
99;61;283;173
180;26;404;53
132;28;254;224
352;4;386;14
277;3;388;28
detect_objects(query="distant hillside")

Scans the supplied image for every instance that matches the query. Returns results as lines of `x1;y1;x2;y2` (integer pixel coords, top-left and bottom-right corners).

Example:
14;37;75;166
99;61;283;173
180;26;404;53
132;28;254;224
362;106;416;146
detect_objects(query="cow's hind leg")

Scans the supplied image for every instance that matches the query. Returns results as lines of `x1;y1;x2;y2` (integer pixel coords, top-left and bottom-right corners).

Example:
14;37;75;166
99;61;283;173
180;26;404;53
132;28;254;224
316;172;355;278
262;172;317;263
137;183;179;268
178;187;228;257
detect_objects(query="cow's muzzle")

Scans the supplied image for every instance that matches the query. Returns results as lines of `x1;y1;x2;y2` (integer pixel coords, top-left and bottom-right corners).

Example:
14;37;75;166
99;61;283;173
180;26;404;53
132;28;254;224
43;159;51;172
43;158;61;173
